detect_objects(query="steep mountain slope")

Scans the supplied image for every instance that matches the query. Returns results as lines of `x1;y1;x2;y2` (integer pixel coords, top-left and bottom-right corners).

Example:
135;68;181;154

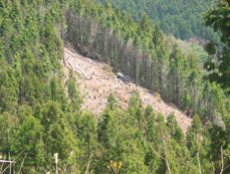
63;46;192;134
1;0;230;173
65;0;228;127
95;0;219;40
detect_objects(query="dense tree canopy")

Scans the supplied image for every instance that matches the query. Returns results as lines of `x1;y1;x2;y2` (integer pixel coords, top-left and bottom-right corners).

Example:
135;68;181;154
94;0;219;40
0;0;230;173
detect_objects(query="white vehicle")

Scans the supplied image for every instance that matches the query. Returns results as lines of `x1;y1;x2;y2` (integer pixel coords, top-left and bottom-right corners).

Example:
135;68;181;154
116;72;124;79
116;72;131;83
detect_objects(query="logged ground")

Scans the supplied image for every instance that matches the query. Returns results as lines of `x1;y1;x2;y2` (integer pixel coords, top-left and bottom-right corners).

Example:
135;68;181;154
63;46;192;134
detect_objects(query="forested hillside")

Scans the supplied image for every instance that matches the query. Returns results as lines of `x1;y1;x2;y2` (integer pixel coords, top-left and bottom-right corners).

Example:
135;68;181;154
66;0;229;123
94;0;219;40
0;0;230;173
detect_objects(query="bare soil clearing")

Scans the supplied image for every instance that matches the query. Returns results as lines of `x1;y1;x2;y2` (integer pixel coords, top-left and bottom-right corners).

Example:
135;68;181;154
63;47;192;134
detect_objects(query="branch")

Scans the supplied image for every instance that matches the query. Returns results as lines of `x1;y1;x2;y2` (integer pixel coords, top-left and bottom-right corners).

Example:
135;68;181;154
9;153;11;174
223;164;230;172
0;148;26;174
18;153;27;174
0;155;6;172
220;146;224;174
0;160;16;164
212;161;215;174
85;153;93;174
197;135;202;174
150;145;171;174
150;145;166;161
163;141;172;174
221;146;230;173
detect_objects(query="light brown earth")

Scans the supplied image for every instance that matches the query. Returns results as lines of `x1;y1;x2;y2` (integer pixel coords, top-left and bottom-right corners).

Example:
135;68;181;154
63;46;192;134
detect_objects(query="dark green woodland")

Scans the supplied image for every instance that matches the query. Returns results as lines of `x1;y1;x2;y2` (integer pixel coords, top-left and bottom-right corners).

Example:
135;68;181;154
94;0;219;40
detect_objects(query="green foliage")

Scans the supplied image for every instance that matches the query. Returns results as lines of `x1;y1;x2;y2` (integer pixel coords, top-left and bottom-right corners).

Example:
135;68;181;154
94;0;219;40
0;0;230;173
203;1;230;93
167;113;184;142
192;114;202;134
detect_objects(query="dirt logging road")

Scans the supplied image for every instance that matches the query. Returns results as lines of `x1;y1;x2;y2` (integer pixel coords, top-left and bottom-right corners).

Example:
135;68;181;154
63;47;192;134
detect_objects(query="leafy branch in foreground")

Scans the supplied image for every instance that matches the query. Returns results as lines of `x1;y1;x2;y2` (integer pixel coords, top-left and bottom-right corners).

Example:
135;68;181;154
203;0;230;93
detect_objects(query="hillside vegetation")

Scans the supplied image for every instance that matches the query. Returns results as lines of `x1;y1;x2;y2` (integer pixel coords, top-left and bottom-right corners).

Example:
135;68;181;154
66;0;228;123
95;0;219;40
0;0;230;173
